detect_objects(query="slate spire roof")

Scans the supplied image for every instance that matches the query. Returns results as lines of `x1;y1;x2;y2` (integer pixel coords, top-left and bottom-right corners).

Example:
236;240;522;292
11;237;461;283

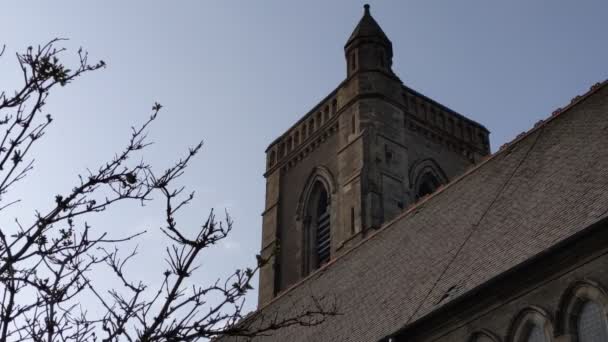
345;4;392;48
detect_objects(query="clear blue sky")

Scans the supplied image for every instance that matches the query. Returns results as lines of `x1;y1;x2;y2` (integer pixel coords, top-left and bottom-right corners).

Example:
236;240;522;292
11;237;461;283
1;1;607;313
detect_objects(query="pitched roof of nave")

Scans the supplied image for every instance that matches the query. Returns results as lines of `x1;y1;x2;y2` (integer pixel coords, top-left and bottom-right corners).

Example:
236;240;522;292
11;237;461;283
230;80;608;341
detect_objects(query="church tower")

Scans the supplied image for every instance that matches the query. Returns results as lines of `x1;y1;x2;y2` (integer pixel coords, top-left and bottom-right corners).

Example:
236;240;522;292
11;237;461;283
258;5;490;306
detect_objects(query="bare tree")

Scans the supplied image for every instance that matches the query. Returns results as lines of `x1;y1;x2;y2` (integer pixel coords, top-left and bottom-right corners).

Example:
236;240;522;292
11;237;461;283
0;40;335;342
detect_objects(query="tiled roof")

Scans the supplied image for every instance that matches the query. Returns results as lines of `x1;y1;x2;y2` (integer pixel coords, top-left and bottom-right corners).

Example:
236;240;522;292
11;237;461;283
226;80;608;341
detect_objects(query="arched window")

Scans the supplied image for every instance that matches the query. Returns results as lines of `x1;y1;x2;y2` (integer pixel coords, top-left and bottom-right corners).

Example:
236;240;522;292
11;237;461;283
577;301;608;341
409;159;448;201
557;280;608;339
508;307;553;342
416;172;440;200
302;180;331;274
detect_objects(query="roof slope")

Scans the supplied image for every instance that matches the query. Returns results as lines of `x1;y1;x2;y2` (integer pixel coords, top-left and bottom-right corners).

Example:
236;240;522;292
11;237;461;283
230;81;608;341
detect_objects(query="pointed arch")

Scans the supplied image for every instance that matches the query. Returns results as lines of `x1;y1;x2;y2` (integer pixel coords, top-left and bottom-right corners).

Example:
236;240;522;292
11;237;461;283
296;166;336;221
296;166;337;275
409;158;448;200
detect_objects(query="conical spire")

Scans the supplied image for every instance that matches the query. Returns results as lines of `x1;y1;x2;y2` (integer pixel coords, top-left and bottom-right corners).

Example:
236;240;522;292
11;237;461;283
344;4;394;77
345;4;391;48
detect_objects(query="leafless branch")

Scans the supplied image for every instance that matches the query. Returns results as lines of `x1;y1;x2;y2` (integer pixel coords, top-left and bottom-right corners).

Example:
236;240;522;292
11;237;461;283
0;40;336;342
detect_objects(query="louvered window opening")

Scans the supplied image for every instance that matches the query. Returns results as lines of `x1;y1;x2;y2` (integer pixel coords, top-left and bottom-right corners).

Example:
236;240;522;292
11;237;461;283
578;301;608;342
316;211;331;266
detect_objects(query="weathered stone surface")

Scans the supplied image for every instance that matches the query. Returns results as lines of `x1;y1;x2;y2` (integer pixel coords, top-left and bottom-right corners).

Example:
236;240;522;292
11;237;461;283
259;5;489;306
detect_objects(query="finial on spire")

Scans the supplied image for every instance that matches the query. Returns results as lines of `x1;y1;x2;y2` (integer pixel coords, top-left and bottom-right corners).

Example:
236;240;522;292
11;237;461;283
364;4;370;15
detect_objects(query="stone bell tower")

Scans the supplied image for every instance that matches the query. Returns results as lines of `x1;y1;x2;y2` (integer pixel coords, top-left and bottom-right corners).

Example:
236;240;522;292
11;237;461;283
257;4;490;307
